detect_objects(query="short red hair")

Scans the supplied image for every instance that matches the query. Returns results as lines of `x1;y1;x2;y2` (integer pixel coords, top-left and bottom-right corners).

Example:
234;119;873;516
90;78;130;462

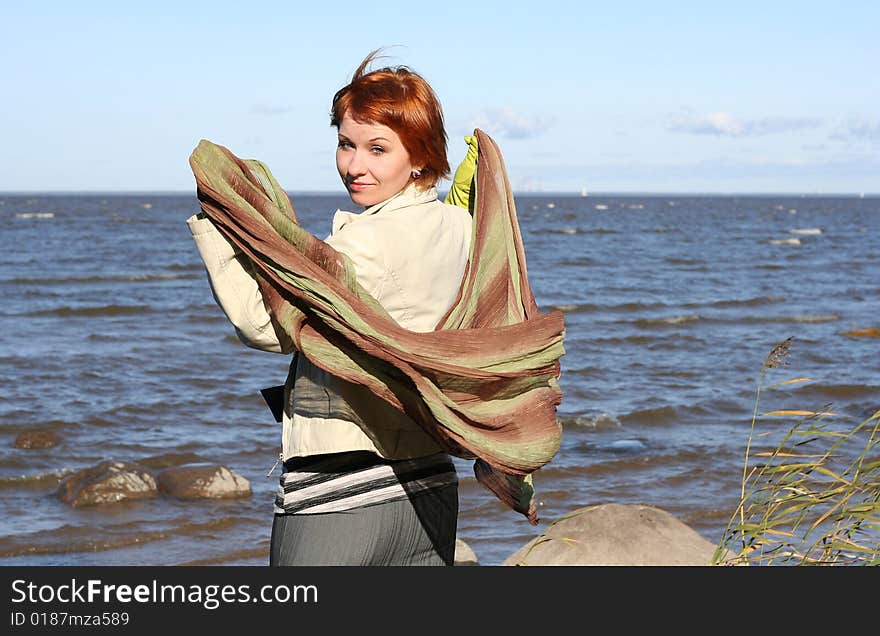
331;50;450;189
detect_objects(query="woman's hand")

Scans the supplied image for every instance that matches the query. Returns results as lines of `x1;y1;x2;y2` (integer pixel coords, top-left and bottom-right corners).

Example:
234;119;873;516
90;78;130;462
444;135;478;212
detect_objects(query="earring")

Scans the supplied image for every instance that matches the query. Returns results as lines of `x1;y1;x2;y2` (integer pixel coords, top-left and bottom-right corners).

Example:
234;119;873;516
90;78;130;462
412;169;422;179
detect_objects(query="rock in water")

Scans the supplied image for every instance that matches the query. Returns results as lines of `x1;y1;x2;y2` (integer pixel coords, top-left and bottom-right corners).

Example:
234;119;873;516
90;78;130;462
502;503;718;566
454;538;480;566
15;430;61;449
57;461;159;507
156;464;251;499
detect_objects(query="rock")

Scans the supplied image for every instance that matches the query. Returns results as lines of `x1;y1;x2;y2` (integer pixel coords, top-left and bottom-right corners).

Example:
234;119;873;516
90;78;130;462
138;452;208;470
454;538;480;566
15;430;61;449
502;503;718;566
57;461;159;507
156;464;251;500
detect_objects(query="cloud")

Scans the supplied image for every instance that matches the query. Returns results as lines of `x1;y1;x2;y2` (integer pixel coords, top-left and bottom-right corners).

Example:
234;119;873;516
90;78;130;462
830;116;880;142
250;103;295;116
468;107;553;139
669;112;822;137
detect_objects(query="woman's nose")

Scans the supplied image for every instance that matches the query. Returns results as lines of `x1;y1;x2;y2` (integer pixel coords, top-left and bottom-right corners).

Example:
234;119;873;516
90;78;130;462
345;151;367;177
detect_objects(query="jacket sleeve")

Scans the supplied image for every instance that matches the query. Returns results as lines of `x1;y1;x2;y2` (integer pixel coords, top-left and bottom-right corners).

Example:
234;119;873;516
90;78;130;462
187;213;293;354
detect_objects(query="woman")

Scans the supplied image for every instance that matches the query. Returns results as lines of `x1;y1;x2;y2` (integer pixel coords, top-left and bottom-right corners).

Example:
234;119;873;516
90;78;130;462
187;50;476;565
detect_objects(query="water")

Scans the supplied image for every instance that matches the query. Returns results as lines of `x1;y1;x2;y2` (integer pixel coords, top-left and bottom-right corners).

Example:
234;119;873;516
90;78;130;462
1;192;878;566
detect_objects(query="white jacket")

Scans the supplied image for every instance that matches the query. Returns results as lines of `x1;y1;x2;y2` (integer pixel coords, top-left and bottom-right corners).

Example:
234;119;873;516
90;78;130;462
187;183;472;460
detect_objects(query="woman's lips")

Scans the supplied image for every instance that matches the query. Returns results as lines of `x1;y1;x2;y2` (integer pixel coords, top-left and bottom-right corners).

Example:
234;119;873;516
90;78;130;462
348;182;372;192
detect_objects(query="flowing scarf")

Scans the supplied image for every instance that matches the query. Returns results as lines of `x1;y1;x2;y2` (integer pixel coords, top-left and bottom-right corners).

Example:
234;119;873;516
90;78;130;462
189;129;565;524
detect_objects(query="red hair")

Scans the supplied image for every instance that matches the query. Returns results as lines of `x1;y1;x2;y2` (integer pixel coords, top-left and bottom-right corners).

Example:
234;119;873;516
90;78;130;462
331;50;450;189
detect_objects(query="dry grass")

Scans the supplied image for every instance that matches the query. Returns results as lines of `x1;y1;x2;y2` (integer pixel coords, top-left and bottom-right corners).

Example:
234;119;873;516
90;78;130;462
713;337;880;566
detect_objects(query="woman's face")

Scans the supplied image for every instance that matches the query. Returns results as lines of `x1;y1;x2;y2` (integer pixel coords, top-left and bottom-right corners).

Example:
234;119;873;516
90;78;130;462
336;114;416;207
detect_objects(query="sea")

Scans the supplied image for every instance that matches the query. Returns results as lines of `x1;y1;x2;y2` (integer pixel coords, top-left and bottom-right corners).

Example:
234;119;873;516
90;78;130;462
1;191;877;566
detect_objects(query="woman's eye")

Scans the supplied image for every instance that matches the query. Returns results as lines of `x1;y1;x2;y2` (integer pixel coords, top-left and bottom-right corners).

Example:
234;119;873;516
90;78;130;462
370;146;385;154
337;140;353;149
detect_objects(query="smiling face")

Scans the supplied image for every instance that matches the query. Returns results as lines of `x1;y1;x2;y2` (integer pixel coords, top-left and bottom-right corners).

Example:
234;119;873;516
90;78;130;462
336;114;417;207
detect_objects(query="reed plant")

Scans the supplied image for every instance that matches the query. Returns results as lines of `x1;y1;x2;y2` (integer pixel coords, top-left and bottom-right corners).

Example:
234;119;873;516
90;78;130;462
713;337;880;566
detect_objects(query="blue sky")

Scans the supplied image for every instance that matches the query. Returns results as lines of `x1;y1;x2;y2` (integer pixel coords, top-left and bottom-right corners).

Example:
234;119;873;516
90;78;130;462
2;1;877;194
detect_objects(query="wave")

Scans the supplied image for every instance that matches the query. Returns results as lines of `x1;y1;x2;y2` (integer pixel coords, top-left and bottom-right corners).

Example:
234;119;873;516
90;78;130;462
618;312;837;327
697;295;786;309
549;302;594;314
785;314;840;323
616;402;718;426
548;445;743;480
619;405;680;425
589;334;657;345
25;304;154;317
740;314;840;324
535;449;682;479
633;314;701;327
549;300;671;315
544;227;619;235
788;228;822;235
557;257;601;267
14;212;55;219
792;383;880;400
582;438;649;454
564;366;603;378
554;297;785;317
0;469;73;490
79;415;126;427
842;327;880;338
769;237;801;246
0;516;255;558
598;334;708;350
182;308;229;324
558;413;621;430
0;419;77;435
167;263;203;272
5;273;196;285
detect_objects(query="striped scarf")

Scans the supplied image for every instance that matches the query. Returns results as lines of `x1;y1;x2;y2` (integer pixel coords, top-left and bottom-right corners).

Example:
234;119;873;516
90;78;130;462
189;129;565;524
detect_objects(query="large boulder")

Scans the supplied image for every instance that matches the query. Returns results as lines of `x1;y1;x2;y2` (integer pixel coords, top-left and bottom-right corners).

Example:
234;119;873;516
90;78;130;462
15;430;61;449
138;452;209;470
57;461;159;507
502;503;718;566
156;464;251;500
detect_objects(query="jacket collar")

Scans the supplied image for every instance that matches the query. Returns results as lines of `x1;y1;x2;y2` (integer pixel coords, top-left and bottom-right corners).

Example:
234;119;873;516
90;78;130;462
331;183;438;234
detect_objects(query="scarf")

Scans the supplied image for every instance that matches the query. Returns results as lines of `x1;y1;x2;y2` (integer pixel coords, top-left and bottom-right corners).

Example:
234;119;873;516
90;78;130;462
189;129;565;524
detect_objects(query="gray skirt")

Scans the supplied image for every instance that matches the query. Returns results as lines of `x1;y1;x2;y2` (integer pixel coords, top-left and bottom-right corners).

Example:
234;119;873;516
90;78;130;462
269;452;459;566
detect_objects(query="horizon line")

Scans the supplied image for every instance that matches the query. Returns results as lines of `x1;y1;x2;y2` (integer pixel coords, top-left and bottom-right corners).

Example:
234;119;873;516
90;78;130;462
2;189;878;198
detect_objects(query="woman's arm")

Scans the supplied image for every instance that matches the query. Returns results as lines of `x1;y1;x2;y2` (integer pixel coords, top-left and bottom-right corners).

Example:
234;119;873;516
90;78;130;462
187;213;293;354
